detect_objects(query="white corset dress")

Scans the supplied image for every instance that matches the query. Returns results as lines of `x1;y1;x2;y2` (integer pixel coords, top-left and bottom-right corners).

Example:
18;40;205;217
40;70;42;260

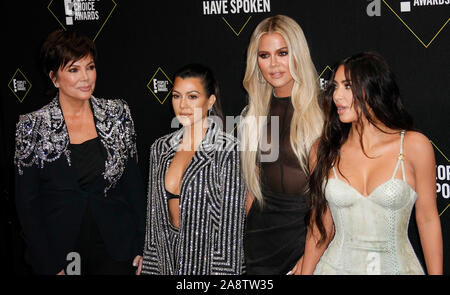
314;131;425;275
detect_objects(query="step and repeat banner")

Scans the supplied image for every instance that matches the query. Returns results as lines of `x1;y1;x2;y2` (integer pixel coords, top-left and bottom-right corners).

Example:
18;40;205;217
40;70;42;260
2;0;449;274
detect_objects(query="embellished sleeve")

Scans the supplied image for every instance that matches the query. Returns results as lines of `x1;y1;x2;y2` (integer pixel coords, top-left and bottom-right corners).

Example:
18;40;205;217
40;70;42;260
121;99;138;161
14;115;59;274
14;114;41;175
96;98;138;195
141;142;160;274
14;98;71;174
212;143;246;274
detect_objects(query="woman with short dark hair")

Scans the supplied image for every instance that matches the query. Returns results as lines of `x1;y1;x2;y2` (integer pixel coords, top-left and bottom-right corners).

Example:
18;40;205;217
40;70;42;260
14;29;146;275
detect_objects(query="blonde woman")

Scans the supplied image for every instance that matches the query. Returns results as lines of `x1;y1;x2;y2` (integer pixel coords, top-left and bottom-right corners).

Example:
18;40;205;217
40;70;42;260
240;15;323;275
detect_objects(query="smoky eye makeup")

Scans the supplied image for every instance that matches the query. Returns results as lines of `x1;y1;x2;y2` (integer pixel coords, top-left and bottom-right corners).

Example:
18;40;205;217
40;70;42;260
171;90;201;99
187;91;201;99
277;47;289;56
258;52;269;59
172;90;181;99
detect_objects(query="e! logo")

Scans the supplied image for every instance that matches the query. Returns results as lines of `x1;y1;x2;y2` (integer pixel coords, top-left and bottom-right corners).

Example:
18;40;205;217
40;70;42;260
64;0;75;25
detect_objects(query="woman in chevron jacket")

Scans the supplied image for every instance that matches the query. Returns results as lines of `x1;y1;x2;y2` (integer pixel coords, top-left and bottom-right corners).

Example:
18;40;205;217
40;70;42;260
141;64;246;275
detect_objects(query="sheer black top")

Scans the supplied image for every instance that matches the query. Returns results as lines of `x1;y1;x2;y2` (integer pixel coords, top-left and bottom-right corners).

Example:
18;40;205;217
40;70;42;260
244;95;308;275
259;96;308;194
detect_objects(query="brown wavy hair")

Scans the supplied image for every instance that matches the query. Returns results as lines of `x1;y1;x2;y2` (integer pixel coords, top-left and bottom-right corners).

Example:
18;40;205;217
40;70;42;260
307;51;414;245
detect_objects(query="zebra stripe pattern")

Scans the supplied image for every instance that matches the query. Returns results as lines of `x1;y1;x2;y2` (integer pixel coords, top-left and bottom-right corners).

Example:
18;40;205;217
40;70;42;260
142;120;246;275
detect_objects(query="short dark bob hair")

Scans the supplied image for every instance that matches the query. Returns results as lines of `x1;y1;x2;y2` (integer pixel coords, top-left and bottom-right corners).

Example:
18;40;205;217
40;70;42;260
40;29;97;78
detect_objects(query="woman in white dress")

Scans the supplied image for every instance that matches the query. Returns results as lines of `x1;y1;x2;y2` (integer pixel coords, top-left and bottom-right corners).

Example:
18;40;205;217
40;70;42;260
302;52;442;275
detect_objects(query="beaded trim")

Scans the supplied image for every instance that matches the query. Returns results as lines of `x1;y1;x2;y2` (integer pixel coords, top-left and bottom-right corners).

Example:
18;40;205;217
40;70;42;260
14;95;137;196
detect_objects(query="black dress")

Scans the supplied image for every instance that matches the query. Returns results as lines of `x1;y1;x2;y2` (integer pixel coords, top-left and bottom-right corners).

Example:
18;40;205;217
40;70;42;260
244;95;308;275
14;96;145;275
70;137;135;275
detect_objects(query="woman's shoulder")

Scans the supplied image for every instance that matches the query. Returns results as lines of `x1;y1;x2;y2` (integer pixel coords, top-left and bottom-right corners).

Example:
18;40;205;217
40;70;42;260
212;127;240;158
404;130;434;159
153;131;175;144
149;129;181;152
91;96;132;118
216;128;240;145
399;130;436;178
14;99;68;173
91;96;127;105
16;98;61;136
17;98;57;121
404;129;428;140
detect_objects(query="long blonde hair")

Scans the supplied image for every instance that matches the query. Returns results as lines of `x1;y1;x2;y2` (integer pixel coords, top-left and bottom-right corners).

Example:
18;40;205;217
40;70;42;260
240;15;323;205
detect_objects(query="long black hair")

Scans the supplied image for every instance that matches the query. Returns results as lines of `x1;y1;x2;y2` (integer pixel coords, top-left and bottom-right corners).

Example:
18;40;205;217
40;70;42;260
173;63;225;126
307;51;414;245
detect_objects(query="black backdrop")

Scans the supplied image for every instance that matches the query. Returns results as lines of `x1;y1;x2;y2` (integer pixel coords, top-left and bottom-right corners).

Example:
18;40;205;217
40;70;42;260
2;0;449;275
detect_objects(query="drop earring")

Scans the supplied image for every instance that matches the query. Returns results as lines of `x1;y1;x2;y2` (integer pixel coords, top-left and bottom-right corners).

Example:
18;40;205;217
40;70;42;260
257;70;266;83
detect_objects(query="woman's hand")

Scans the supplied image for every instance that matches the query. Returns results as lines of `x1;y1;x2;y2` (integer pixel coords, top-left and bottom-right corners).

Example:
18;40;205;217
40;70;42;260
287;256;304;275
133;255;143;275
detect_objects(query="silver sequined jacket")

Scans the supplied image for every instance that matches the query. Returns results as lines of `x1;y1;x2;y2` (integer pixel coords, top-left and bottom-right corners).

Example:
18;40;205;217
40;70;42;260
14;95;137;195
14;95;146;274
142;120;246;275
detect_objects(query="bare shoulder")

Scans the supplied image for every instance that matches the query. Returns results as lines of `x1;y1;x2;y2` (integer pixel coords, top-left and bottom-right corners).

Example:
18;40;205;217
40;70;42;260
404;131;435;167
404;131;433;154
